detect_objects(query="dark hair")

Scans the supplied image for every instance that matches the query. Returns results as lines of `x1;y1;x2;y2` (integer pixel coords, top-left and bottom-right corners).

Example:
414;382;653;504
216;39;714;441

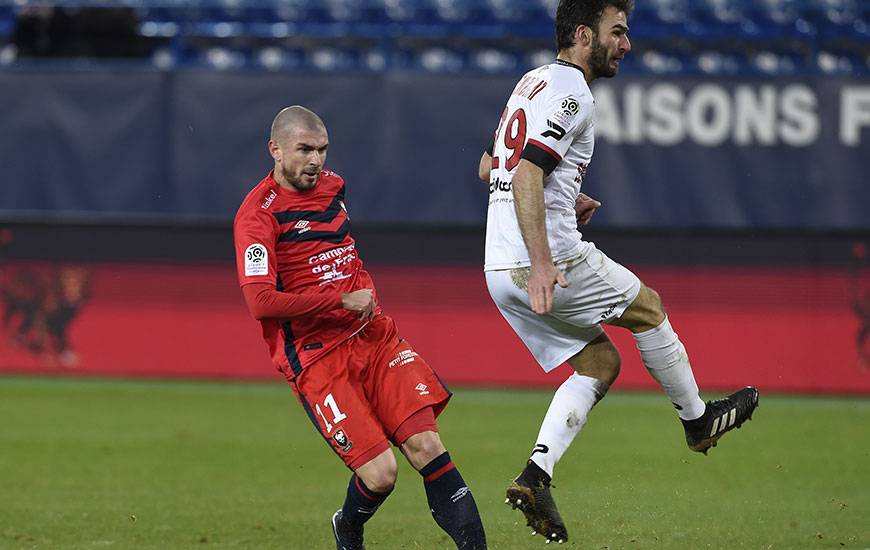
555;0;634;51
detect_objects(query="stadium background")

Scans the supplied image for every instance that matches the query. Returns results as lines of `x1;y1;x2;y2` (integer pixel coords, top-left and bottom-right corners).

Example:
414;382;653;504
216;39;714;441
0;2;868;549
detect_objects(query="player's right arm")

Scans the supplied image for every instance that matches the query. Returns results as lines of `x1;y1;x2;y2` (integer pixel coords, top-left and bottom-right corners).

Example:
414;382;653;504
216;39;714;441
512;159;568;315
508;90;592;313
479;151;492;182
242;283;374;321
479;137;495;182
233;206;374;321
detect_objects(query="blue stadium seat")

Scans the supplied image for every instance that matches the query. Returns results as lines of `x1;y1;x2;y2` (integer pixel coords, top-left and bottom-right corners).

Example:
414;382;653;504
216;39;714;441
139;20;181;38
629;0;700;41
186;20;244;38
525;49;555;69
695;50;744;75
243;21;297;39
2;0;865;75
199;46;250;70
307;46;361;71
322;0;360;21
639;49;689;74
430;0;477;23
139;5;189;27
692;0;747;41
494;1;553;40
469;48;519;73
410;47;466;72
360;48;390;71
376;0;432;23
808;0;869;41
815;49;859;74
749;50;803;75
296;21;352;40
253;46;305;71
267;0;330;24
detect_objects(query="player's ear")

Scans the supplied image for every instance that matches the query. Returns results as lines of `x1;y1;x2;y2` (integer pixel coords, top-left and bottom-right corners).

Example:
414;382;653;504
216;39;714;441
268;140;281;162
577;24;591;46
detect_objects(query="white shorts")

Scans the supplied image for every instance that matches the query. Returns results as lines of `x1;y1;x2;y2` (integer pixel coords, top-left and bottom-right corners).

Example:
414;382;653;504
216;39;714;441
485;243;641;372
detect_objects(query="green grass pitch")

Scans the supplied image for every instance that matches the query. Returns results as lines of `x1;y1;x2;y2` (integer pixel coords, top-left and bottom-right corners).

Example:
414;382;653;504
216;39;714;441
0;376;867;549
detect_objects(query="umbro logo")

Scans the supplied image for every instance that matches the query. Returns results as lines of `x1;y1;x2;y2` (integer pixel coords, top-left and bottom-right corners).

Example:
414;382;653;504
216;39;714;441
294;220;311;233
415;383;429;396
450;487;469;503
709;408;737;437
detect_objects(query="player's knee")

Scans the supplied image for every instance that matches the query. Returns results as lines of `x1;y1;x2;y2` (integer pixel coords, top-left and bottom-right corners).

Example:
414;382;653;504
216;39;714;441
358;453;398;493
619;285;666;332
402;431;446;469
595;339;621;385
644;286;664;315
603;342;621;377
361;464;397;494
569;336;621;385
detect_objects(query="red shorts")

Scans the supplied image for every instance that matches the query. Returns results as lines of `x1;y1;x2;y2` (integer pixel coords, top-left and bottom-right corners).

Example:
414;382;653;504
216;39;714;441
289;314;451;470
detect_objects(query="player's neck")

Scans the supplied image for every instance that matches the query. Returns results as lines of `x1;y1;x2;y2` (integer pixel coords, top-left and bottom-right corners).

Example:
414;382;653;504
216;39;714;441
556;51;592;84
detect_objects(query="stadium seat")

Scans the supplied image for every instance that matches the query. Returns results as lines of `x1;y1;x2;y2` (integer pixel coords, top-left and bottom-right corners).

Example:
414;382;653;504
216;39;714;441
377;0;430;23
469;48;519;73
525;48;555;70
815;50;851;74
253;46;305;71
200;45;249;70
139;20;181;38
640;49;687;74
1;0;866;76
307;46;360;71
696;50;744;75
186;21;244;38
411;47;466;72
749;50;803;75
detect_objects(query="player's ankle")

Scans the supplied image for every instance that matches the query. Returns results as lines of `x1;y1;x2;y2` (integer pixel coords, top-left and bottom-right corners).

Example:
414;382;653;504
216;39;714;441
517;459;551;487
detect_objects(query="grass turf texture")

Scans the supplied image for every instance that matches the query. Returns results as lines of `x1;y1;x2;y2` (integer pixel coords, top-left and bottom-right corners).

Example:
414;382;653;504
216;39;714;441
0;377;867;549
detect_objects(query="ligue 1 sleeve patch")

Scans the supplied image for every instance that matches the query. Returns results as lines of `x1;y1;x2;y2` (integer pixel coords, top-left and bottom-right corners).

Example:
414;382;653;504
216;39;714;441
553;96;581;128
244;243;269;276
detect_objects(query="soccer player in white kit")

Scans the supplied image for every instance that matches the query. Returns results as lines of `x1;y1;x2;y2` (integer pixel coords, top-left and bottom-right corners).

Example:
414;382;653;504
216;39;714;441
479;0;760;543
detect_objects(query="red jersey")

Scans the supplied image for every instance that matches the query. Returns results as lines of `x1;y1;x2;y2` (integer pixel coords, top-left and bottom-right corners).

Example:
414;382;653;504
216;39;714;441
234;170;380;377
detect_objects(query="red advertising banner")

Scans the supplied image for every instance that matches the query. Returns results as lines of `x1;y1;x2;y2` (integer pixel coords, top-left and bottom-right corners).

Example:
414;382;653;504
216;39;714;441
1;262;868;394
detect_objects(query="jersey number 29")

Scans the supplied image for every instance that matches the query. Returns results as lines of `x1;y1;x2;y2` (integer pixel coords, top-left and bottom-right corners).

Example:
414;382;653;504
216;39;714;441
493;108;527;172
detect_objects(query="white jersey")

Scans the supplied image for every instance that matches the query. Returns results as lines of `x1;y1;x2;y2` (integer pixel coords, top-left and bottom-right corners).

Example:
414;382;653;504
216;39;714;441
484;60;595;271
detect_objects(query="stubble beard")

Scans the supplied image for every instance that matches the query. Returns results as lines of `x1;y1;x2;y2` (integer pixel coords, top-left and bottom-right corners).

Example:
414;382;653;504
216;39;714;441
588;36;618;79
280;166;317;191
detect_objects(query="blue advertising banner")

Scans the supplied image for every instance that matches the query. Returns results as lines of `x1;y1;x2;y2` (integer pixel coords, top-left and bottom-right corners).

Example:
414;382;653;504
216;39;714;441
0;69;867;229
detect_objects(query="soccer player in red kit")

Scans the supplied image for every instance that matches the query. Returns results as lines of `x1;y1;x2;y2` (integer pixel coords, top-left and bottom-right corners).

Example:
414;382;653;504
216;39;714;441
233;106;486;550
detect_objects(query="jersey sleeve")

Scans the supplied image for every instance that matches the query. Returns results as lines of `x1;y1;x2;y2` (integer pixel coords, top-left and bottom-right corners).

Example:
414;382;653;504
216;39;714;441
241;282;343;320
234;207;279;288
521;92;592;175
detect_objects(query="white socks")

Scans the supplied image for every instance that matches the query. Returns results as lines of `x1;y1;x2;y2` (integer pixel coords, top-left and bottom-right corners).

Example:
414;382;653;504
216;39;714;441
528;318;705;478
529;373;608;478
633;317;706;421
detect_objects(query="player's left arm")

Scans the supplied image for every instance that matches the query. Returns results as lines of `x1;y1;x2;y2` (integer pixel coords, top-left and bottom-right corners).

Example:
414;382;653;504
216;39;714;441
575;192;602;226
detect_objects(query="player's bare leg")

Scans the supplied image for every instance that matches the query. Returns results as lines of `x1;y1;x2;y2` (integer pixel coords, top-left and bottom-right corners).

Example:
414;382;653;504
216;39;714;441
507;333;619;544
608;284;759;454
332;450;396;550
400;424;487;549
